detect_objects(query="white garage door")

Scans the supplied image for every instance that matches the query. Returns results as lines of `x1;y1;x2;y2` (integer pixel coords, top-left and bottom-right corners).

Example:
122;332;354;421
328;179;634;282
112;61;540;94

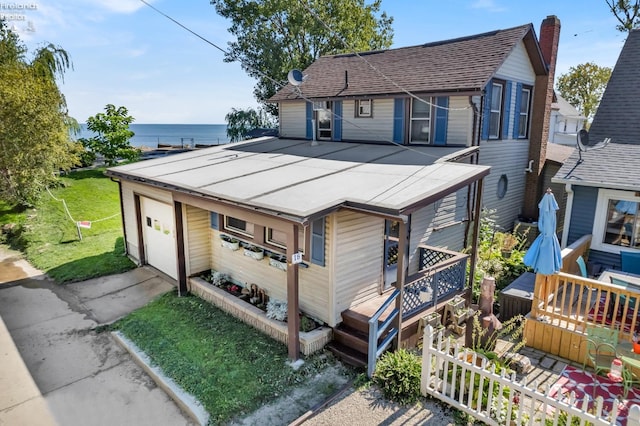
140;197;177;279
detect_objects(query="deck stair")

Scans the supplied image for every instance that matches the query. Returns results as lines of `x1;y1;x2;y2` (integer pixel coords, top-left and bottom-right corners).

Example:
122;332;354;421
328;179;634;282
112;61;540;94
326;309;372;368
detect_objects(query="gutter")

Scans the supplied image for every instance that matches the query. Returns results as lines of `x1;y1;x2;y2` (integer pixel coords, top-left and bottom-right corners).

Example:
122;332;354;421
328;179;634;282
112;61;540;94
560;183;573;249
552;177;640;193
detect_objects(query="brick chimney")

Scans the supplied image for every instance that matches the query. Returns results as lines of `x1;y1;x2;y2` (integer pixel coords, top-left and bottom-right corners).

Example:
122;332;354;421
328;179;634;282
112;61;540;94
522;15;561;221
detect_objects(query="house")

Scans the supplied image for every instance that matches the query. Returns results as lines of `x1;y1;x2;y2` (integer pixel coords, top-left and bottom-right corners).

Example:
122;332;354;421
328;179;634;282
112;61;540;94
553;29;640;270
269;16;561;232
105;16;560;368
548;94;586;146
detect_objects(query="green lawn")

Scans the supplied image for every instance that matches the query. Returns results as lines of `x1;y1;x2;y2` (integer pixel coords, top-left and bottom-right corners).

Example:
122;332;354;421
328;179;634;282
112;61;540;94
112;292;352;425
0;168;135;282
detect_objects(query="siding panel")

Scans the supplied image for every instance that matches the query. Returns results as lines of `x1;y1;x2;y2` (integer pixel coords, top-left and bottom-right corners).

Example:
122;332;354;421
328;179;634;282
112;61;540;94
279;102;307;139
342;99;394;142
447;96;473;145
184;205;211;277
496;41;536;83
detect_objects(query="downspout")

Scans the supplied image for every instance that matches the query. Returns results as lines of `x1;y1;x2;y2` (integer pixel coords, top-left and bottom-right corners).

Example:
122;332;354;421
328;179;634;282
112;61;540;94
468;177;484;303
561;183;573;249
464;97;481;248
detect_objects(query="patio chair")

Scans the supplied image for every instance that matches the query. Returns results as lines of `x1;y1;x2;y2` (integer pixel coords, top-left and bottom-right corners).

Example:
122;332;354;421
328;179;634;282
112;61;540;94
621;251;640;274
582;325;620;377
576;255;588;278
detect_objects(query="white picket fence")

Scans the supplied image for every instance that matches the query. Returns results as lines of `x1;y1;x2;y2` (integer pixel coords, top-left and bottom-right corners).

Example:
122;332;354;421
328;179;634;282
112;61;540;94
420;325;640;425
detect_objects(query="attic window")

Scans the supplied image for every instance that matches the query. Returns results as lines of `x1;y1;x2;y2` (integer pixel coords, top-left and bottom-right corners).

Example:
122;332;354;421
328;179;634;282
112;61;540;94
356;99;372;118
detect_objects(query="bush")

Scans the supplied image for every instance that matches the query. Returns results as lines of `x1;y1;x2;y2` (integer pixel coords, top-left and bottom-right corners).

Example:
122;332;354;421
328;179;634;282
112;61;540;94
373;349;422;405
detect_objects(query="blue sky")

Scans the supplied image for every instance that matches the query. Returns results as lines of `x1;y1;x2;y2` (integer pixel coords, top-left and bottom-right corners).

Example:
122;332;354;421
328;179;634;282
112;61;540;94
15;0;626;124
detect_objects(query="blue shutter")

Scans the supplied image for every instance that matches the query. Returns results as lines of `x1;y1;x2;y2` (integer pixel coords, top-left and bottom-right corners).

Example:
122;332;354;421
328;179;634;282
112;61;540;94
210;212;219;230
433;96;449;145
502;81;512;140
310;217;325;266
305;102;313;140
333;100;342;141
393;98;405;143
481;82;492;140
513;83;523;139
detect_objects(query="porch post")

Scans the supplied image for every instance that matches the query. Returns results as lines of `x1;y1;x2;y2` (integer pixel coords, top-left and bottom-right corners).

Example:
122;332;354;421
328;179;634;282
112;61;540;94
173;201;187;296
531;274;548;319
393;218;409;349
467;177;484;304
286;223;301;359
133;194;145;266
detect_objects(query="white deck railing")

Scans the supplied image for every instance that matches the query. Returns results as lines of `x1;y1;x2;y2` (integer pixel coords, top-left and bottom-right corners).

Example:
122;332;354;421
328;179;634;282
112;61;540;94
420;325;640;425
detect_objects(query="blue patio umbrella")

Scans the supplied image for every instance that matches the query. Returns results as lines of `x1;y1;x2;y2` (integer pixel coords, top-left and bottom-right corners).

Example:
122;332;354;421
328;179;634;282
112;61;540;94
524;190;563;275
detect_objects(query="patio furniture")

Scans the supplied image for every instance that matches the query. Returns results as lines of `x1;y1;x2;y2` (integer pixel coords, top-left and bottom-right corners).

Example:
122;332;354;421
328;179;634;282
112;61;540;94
499;271;535;321
621;251;640;274
576;255;588;278
582;325;620;377
615;340;640;398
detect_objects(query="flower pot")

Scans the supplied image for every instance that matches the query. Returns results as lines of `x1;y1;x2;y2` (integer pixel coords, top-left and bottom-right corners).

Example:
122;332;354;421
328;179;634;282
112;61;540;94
269;256;287;271
244;248;264;260
220;235;240;251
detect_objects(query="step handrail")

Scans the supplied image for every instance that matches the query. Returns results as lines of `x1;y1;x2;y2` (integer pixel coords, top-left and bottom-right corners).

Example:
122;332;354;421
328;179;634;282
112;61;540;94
367;289;400;377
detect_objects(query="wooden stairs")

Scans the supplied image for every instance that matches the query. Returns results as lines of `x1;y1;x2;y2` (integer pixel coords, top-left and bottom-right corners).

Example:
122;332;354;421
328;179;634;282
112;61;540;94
326;309;372;368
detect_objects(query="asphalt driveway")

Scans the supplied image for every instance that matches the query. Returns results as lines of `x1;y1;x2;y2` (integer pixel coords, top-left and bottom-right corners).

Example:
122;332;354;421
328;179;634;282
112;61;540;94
0;246;195;426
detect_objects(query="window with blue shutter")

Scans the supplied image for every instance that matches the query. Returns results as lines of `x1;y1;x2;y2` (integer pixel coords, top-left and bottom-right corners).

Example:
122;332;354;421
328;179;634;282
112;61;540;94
512;83;522;139
393;98;405;143
502;81;512;139
210;211;219;230
306;101;313;140
333;100;342;141
481;82;492;140
433;97;449;145
310;217;325;266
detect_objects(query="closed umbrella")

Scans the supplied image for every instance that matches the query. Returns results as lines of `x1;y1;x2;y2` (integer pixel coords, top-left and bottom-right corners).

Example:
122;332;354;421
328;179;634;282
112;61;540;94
523;189;563;320
524;189;563;274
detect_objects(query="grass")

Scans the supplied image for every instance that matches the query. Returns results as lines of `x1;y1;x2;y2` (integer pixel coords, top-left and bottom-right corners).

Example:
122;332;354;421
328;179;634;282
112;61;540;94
0;168;135;282
112;291;352;425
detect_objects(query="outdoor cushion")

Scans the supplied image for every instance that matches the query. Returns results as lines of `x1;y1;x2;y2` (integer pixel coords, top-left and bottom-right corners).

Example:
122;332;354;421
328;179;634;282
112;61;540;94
620;251;640;274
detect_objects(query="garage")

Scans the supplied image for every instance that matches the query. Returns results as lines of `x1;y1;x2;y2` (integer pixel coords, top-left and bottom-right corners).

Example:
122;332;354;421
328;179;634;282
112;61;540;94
140;197;177;279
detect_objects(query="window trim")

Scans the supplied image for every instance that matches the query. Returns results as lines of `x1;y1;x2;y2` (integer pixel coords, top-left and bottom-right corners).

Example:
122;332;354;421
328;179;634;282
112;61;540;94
265;226;306;254
517;85;532;138
409;97;432;144
356;99;372;118
488;80;505;140
592;189;640;254
223;215;254;238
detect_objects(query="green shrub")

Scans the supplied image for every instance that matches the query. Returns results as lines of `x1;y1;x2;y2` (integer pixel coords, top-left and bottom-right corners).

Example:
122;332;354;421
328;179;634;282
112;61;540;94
373;349;422;405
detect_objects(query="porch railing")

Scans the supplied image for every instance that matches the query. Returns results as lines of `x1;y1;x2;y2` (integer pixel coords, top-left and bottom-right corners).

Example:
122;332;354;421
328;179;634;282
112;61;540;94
421;325;640;425
367;245;468;377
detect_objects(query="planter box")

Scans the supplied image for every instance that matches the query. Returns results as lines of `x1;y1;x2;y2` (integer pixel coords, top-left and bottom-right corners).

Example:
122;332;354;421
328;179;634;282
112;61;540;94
221;238;240;251
269;256;287;271
244;248;264;260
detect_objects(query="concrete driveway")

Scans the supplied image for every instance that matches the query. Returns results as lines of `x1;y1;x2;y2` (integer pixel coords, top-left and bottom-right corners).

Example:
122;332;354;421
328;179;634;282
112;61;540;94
0;246;195;426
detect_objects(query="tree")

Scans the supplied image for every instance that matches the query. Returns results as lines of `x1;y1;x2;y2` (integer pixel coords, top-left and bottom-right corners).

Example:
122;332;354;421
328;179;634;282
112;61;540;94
225;107;276;142
0;22;79;205
556;62;612;125
82;105;139;166
210;0;393;116
606;0;640;32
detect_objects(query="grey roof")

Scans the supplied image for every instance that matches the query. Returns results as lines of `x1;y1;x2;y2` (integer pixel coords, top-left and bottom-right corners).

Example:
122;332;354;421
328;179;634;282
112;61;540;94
107;138;490;223
552;143;640;191
553;30;640;190
552;94;585;119
588;29;640;145
546;143;574;164
269;24;546;101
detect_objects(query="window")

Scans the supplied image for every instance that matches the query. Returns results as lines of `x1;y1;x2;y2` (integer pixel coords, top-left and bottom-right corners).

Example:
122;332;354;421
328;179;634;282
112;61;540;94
310;218;325;266
592;189;640;253
266;227;305;252
518;86;532;138
489;81;504;139
496;175;508;199
224;216;254;237
209;211;219;230
410;97;432;143
356;99;372;117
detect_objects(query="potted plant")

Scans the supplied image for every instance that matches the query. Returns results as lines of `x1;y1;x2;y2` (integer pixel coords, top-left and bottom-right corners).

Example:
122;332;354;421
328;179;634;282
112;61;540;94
269;253;287;271
244;244;264;260
220;234;240;251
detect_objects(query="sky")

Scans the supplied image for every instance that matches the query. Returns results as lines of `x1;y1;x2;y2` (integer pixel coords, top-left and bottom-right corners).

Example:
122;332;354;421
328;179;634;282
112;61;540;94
11;0;628;124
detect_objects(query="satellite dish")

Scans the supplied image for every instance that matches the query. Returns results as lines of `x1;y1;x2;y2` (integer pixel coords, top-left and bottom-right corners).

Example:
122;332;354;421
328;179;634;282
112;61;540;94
287;69;306;86
576;129;611;163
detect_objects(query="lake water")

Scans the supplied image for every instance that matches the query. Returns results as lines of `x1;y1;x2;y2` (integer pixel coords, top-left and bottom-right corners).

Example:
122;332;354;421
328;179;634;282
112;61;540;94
78;123;229;148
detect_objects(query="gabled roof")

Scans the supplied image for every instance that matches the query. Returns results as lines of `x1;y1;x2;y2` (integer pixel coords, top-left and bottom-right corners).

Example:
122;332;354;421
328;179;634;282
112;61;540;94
107;138;489;223
553;30;640;190
269;24;547;102
587;29;640;146
552;94;585;119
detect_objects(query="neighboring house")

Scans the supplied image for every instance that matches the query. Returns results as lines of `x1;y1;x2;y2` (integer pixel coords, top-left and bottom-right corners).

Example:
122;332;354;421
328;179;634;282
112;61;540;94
270;16;561;232
542;143;574;236
105;16;559;366
548;94;586;146
553;29;640;270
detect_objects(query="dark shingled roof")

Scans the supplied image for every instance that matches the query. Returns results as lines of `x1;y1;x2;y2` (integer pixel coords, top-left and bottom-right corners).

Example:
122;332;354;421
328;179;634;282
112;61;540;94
269;24;546;101
553;30;640;191
588;29;640;146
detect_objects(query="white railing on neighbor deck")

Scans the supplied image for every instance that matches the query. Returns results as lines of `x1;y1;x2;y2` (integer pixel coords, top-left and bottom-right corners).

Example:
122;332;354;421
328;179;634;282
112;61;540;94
420;325;640;426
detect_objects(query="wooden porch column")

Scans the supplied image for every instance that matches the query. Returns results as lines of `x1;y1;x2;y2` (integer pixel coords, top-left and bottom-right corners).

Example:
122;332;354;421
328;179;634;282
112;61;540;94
467;177;484;303
173;201;187;296
133;194;145;267
392;218;409;349
531;273;548;319
286;223;301;360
